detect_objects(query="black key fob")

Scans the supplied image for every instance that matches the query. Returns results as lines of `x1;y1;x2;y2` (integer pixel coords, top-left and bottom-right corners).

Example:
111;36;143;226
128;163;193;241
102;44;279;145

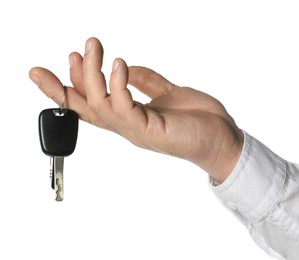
39;108;79;157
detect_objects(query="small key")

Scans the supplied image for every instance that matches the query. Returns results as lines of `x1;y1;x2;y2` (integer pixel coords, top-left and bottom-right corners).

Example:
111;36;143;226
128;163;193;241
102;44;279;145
50;156;64;201
39;108;78;201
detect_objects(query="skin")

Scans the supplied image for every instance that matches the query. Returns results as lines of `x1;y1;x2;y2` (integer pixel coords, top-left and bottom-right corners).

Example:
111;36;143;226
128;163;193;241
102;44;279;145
29;37;244;183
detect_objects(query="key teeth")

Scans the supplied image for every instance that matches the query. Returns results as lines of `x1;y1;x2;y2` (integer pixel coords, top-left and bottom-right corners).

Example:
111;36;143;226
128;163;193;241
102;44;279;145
56;193;64;201
55;177;64;202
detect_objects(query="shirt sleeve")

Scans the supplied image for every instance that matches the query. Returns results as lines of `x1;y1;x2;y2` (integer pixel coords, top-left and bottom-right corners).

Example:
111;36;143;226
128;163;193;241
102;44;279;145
210;131;299;260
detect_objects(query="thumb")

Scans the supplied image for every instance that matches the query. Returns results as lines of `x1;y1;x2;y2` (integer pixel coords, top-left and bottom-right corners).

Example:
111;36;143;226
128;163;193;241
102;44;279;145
128;66;176;99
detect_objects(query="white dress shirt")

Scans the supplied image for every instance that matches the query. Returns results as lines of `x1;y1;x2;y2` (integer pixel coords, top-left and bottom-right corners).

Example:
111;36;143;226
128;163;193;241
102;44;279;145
210;131;299;260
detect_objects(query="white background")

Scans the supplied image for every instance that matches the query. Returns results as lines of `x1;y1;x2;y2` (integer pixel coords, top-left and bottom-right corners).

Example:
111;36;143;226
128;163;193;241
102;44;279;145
0;0;298;259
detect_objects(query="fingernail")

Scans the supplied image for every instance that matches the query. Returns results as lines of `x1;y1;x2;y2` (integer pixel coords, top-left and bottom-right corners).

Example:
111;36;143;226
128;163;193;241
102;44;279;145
69;55;74;68
30;75;40;86
85;40;93;54
112;59;119;71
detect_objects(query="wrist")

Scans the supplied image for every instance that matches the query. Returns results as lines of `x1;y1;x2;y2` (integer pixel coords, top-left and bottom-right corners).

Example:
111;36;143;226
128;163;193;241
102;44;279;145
208;128;244;183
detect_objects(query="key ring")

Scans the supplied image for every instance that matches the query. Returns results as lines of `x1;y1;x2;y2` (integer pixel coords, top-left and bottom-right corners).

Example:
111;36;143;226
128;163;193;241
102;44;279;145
59;85;67;113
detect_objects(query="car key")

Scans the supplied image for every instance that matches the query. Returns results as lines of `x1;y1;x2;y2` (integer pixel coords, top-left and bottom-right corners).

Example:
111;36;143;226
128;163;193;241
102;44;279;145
39;107;78;201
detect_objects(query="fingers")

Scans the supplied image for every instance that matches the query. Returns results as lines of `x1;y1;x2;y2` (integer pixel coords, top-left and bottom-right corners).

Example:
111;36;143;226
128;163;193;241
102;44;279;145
110;59;132;111
83;37;108;111
128;66;176;99
69;52;85;97
109;58;149;132
30;38;171;147
29;67;116;132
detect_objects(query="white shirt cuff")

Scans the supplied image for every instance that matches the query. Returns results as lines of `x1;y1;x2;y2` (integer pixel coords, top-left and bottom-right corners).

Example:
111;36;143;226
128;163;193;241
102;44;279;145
210;131;287;223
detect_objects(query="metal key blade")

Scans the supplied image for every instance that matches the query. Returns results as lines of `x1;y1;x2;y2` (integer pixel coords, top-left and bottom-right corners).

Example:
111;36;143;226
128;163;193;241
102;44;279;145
50;157;55;190
53;156;64;201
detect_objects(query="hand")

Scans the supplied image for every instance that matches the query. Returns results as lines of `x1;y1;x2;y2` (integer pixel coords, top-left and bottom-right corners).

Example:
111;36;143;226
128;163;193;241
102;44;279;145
29;37;244;183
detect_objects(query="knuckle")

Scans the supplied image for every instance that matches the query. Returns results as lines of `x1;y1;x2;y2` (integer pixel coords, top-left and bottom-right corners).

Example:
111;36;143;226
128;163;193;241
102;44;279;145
87;99;100;113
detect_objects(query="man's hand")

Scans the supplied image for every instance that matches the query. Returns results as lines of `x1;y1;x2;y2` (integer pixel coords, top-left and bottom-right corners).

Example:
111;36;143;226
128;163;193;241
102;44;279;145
29;37;243;183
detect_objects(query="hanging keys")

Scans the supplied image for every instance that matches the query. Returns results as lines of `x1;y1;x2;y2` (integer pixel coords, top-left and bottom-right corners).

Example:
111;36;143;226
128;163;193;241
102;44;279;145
38;86;78;201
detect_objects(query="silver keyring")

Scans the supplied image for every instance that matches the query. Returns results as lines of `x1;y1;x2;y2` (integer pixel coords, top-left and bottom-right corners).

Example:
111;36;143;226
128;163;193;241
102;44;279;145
60;85;67;111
